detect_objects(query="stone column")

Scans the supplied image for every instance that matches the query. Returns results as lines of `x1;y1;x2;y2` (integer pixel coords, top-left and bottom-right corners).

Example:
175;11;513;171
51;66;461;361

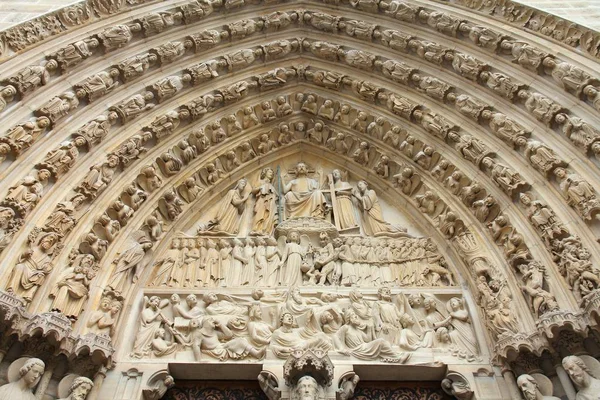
0;336;15;364
35;360;56;399
555;363;576;400
88;366;108;400
501;367;523;400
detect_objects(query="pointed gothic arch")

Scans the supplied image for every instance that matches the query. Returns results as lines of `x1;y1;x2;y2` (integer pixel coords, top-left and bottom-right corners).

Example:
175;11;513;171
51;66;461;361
0;0;600;399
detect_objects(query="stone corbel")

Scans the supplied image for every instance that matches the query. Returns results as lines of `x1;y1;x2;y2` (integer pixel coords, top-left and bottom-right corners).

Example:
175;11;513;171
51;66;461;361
441;371;474;400
142;370;175;400
258;370;281;400
337;372;360;400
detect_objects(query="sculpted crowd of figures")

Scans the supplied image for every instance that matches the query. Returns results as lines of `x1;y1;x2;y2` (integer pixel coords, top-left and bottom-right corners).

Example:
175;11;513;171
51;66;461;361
149;234;453;289
130;287;479;364
0;0;595;375
0;88;570;346
0;84;578;362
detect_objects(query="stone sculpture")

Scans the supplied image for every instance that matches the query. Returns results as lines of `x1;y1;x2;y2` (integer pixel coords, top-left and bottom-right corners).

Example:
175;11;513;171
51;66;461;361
0;358;45;400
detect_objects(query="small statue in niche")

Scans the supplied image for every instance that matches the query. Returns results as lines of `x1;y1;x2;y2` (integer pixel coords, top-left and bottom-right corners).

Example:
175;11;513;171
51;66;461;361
482;158;528;197
276;96;293;117
36;91;80;123
7;60;57;96
160;190;185;221
111;92;155;123
75;69;120;102
519;91;564;126
524;140;567;176
6;230;60;303
556;113;600;155
257;134;276;155
49;253;97;318
519;193;568;245
97;23;141;52
2;116;51;156
352;142;370;166
554;168;600;221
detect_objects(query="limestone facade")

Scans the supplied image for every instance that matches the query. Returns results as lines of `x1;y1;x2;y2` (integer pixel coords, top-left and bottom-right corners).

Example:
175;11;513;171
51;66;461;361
1;0;600;399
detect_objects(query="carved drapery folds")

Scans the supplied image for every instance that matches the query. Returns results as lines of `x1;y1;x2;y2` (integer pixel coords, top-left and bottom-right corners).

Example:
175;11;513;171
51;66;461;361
2;0;600;399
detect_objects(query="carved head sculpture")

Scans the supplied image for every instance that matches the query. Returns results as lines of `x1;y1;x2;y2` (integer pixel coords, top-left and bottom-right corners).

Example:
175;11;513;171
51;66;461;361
67;376;94;400
356;180;368;193
148;296;160;310
295;162;309;176
279;312;295;328
110;300;122;316
448;297;465;312
516;374;541;400
319;231;330;245
407;294;423;308
435;327;450;344
344;309;364;329
260;167;275;182
562;355;595;389
39;232;60;251
288;230;300;244
204;292;218;305
332;169;342;182
292;375;324;400
19;358;45;389
348;289;363;303
423;297;437;312
377;287;392;301
289;287;303;303
249;303;263;321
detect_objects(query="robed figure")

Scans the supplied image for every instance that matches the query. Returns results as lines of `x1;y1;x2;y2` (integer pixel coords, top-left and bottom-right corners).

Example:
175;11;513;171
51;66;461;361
353;180;410;237
202;179;251;235
283;162;328;219
330;169;358;230
251;167;278;236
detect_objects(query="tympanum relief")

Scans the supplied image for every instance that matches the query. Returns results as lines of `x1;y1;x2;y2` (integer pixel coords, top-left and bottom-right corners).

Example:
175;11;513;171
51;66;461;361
149;161;453;289
131;158;474;366
130;288;477;365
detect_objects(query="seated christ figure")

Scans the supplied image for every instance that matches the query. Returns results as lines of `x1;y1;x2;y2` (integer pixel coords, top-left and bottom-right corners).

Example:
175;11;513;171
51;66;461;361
283;162;328;219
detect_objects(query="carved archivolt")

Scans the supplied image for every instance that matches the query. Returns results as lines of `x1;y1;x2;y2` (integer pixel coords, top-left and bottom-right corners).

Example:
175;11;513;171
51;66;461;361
0;1;600;399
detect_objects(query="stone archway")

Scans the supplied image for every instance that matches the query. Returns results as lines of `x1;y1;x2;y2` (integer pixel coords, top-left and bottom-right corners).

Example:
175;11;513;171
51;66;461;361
0;0;600;399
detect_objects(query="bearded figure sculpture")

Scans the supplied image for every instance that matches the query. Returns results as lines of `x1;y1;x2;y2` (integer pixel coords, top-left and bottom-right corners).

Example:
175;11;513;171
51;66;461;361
291;375;326;400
